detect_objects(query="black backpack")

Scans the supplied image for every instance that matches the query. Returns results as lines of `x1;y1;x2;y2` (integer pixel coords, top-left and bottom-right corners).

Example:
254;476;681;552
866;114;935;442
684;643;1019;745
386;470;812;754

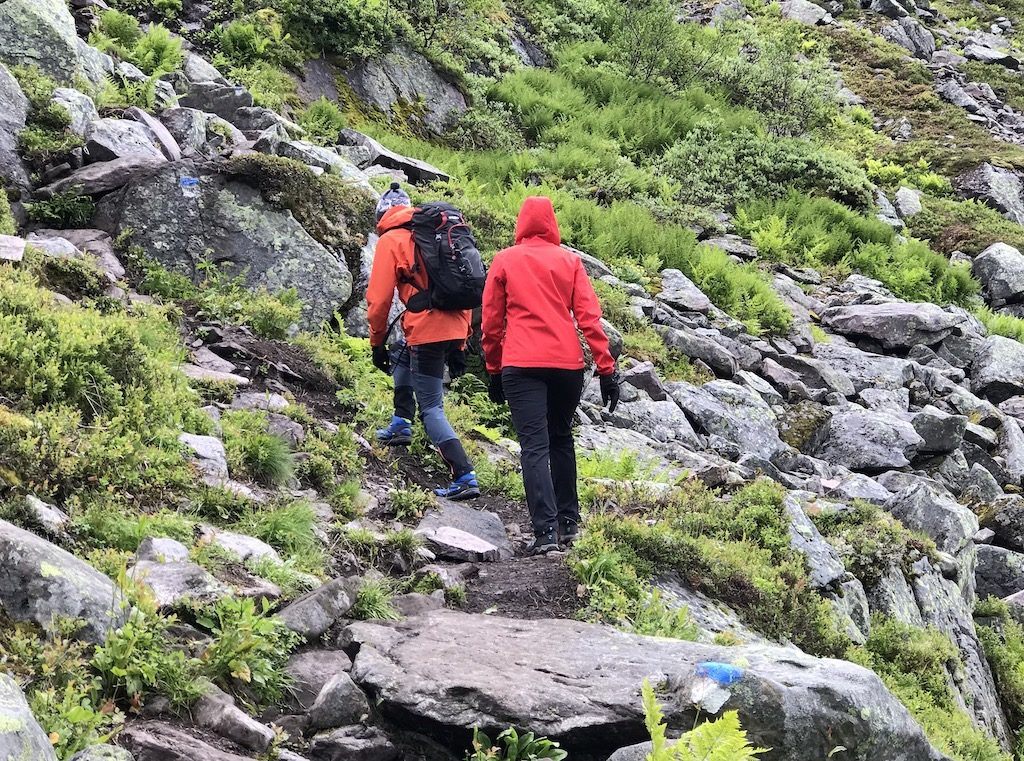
400;203;486;313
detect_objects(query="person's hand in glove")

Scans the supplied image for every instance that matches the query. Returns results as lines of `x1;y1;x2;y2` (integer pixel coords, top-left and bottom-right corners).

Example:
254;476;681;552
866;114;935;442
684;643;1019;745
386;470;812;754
488;374;505;405
371;344;391;374
600;370;621;413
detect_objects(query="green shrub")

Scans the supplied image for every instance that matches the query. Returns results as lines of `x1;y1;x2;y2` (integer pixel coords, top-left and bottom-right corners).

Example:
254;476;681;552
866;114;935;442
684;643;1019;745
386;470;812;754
222;61;296;110
297;97;348;146
92;9;142;53
128;24;183;75
642;678;766;760
268;0;397;57
909;196;1024;256
848;617;1008;761
391;486;435;522
197;597;300;703
1;618;124;758
74;502;196;552
351;578;400;621
737;192;979;306
221;409;296;486
0;268;202;502
977;604;1024;735
25;191;96;228
468;727;567;760
216;10;299;68
93;604;203;708
11;66;83;166
0;192;15;236
977;307;1024;343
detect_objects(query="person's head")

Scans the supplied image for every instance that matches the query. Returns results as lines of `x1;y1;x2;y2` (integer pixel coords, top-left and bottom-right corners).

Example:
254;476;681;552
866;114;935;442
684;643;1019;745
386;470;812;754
375;182;411;223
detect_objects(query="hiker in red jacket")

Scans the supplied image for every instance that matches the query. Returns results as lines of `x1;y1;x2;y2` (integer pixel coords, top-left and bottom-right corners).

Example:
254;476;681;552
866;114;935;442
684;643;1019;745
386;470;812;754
482;196;620;554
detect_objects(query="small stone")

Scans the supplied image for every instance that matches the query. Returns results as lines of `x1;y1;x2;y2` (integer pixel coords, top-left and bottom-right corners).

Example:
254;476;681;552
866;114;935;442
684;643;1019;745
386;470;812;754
308;672;371;731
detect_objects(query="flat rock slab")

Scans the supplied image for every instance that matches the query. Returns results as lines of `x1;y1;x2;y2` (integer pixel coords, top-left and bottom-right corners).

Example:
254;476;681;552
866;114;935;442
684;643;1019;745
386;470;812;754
346;610;944;760
0;235;25;262
120;721;252;761
129;560;228;609
415;501;513;562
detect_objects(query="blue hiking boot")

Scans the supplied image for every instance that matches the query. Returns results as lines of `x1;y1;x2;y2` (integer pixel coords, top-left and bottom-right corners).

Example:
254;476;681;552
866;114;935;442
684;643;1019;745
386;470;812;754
435;471;480;501
376;416;413;446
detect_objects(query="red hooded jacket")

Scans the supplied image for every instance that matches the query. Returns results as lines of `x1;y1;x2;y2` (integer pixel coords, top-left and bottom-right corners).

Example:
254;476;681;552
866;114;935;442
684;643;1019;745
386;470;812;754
482;197;615;376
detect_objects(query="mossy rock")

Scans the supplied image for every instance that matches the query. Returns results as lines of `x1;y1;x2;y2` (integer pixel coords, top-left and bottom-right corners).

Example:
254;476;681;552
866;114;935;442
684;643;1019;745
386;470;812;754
778;399;832;453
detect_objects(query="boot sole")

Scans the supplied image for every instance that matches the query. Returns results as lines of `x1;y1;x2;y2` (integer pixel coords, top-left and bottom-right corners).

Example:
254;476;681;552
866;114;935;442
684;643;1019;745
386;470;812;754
529;543;561;556
440;487;481;501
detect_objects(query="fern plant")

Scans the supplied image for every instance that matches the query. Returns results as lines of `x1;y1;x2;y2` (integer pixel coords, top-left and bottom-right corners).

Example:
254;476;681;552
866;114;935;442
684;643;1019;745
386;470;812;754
642;679;767;760
468;727;567;760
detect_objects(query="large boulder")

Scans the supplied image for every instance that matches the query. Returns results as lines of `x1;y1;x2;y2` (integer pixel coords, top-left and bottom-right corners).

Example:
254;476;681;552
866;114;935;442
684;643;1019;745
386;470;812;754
96;160;354;329
338;129;450;185
0;0;111;85
973;335;1024;403
0;674;58;761
820;303;967;351
658;269;713;313
976;545;1024;599
779;0;831;24
814;408;924;471
120;722;251;761
0;520;126;643
177;81;254;122
657;325;738;377
973;242;1024;308
812;344;916;392
415;500;513;562
344;43;467;135
38;154;166;198
884;484;978;558
0;64;29;189
881;17;935;59
84;118;166;163
956;163;1024;225
668;380;784;460
345;611;945;759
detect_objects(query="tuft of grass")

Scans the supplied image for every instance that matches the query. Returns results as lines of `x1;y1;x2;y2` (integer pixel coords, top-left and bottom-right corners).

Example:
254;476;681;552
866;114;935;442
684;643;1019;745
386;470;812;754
351;578;401;621
390;486;434;522
221;409;295;487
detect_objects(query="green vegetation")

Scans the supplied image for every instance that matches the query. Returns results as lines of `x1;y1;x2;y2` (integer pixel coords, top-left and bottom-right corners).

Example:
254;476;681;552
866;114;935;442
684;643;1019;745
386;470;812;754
810;500;936;587
468;727;568;760
25;191;95;228
390;486;435;521
976;602;1024;745
221;410;296;487
90;11;183;75
571;478;849;656
11;66;83;168
978;307;1024;343
910;196;1024;256
848;617;1009;761
642;679;767;760
298;97;349;145
737;192;978;306
196;597;300;703
0;192;14;236
351;578;401;621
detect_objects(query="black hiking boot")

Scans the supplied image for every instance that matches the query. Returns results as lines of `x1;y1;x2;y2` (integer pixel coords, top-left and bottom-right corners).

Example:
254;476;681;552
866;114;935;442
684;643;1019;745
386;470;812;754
559;521;581;548
526;528;560;556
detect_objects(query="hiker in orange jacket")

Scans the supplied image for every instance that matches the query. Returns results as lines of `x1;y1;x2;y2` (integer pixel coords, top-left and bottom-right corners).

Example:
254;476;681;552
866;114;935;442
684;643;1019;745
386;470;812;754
366;185;479;500
482;196;620;553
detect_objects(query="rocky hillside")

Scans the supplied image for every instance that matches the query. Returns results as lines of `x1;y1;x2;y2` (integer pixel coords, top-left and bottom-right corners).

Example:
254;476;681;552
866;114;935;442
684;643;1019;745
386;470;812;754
10;0;1024;759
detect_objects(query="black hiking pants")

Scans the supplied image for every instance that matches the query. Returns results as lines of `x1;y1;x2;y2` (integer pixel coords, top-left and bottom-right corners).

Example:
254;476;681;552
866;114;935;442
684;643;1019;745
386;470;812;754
502;367;585;537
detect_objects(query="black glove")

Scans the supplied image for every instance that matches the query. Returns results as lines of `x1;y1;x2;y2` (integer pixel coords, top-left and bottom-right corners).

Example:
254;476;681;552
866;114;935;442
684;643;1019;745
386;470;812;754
371;344;391;374
448;347;467;379
600;371;621;413
488;374;505;405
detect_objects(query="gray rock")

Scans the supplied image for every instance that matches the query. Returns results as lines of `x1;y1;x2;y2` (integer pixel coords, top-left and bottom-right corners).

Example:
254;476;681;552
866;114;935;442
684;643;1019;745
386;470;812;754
859;387;910;413
881;17;935;58
178;433;229;485
309;725;399;761
784;493;846;589
200;526;281;564
178;81;254;122
668;381;783;459
84;118;166;163
344;43;467;135
870;0;915;17
0;64;28;188
346;610;946;759
182;52;227;85
885;484;978;557
776;352;857;396
338;128;450;185
36;228;123;281
963;463;1004;503
704;235;758;260
308;671;370;730
129;560;228;609
825;473;894;504
621;361;668;400
895;186;924;217
973;335;1024;402
137;536;190;563
278;577;355;640
821;303;966;350
416;500;513;562
284;649;352;711
0;673;58;761
25;494;69;534
656;325;738;377
974;242;1024;307
195;685;274;752
815;408;924;471
53;87;98;136
956;163;1024;225
0;0;105;84
999;416;1024;485
964;43;1019;67
814;344;915;392
605;392;703;450
231;391;291;413
976;545;1024;599
658;268;713;313
38;154;167;198
159;108;210;156
124;107;182;161
867;566;924;626
96;161;356;330
911;405;967;454
875;189;904;228
121;721;252;761
947;386;1003;427
69;746;134;761
0;520;126;643
780;0;831;23
0;235;25;263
